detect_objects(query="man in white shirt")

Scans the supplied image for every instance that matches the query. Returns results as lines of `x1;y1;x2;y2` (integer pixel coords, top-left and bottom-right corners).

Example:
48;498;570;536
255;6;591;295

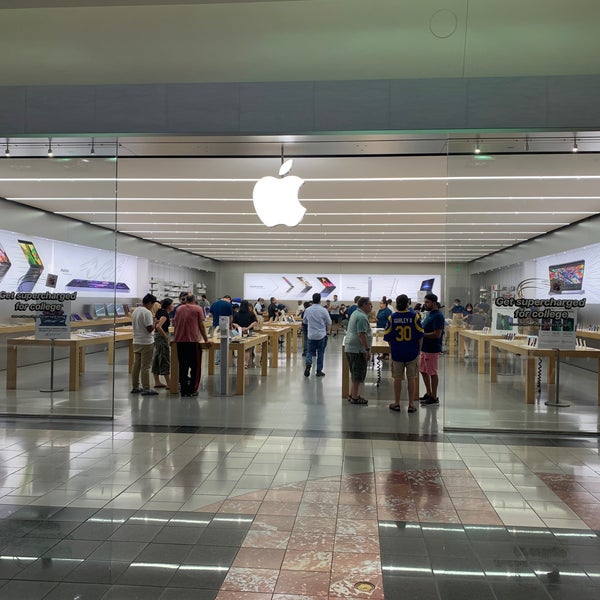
131;293;157;395
302;292;332;377
330;294;341;336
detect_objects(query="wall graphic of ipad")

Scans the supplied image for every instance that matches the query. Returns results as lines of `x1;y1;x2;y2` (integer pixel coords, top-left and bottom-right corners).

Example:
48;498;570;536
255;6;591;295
0;241;11;282
317;276;336;297
297;276;312;294
17;239;44;292
420;278;435;292
66;279;130;292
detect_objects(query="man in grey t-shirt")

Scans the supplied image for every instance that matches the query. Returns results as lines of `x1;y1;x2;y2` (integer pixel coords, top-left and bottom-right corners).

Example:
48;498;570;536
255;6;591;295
131;293;157;396
344;297;373;404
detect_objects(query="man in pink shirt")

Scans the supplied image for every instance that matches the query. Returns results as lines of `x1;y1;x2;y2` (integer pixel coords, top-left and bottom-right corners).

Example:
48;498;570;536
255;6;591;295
173;294;210;397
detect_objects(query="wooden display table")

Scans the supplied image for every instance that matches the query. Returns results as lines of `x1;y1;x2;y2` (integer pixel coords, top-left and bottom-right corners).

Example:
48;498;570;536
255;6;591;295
457;330;524;374
445;324;462;357
6;330;133;391
254;325;292;367
0;316;131;337
266;321;302;353
169;333;269;395
488;338;600;404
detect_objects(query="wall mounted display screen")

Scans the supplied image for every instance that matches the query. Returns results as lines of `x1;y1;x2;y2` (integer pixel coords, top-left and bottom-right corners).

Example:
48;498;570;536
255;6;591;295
0;229;138;297
535;243;599;303
244;273;440;302
548;260;585;294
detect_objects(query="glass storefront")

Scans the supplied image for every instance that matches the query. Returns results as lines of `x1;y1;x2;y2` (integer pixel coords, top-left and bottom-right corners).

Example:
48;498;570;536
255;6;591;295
0;148;119;418
0;135;598;434
444;146;600;434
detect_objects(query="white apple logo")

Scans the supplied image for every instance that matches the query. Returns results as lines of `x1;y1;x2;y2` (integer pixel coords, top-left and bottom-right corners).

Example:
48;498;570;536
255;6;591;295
253;160;306;227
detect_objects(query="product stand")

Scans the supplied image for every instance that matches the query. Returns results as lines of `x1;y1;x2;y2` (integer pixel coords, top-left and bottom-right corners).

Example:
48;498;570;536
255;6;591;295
544;348;570;407
40;338;65;393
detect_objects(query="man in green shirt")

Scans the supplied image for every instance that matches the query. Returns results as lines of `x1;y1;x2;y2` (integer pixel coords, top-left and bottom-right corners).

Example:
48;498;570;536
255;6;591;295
344;297;373;405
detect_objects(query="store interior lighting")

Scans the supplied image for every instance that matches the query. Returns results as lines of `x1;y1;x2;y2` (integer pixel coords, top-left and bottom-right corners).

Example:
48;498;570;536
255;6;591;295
474;139;481;154
4;139;9;158
572;135;579;153
47;138;53;158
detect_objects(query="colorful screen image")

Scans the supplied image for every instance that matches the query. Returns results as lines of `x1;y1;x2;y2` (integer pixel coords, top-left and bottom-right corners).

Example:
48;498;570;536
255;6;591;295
18;240;44;268
94;304;106;318
66;279;130;292
420;278;435;292
0;242;10;266
496;314;514;331
116;304;125;317
548;260;585;292
106;303;116;317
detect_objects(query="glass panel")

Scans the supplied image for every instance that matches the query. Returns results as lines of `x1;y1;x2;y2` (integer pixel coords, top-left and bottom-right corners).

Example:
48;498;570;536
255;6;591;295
444;143;600;433
0;140;118;418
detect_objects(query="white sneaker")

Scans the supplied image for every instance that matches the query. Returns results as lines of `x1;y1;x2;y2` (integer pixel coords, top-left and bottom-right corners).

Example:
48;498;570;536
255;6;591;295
464;353;470;358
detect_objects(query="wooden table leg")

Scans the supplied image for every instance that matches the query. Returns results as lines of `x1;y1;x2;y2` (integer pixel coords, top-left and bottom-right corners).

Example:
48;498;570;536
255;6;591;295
69;342;80;391
525;356;536;404
448;329;456;356
342;350;349;398
285;330;291;362
107;338;115;365
208;345;216;376
79;347;85;373
169;342;179;394
547;355;556;385
597;358;600;405
271;334;278;368
477;339;486;374
261;340;268;376
235;347;244;395
6;345;17;389
490;345;498;383
128;340;134;373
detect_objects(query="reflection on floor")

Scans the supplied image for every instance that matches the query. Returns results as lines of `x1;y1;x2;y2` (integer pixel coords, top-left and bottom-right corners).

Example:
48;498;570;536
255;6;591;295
0;427;599;599
0;335;599;597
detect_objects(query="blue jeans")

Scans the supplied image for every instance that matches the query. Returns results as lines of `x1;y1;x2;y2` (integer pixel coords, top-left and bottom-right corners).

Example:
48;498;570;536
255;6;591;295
306;336;328;372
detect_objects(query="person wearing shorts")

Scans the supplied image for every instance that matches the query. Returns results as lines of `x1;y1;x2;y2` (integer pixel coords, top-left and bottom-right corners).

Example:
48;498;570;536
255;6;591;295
344;297;373;404
384;294;423;413
419;293;445;405
330;294;341;336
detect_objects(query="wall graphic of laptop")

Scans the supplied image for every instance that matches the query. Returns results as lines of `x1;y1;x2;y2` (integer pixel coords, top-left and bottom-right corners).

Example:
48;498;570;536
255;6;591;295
317;276;336;297
420;278;435;292
282;276;294;293
0;241;11;283
297;276;312;294
16;239;44;292
66;279;130;292
548;260;585;294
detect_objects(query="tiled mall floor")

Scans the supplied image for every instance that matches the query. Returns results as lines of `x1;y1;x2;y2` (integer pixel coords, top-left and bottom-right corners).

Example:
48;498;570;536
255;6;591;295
0;335;599;598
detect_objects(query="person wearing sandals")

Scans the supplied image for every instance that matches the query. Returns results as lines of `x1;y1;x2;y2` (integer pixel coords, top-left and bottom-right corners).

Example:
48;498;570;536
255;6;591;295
384;294;424;413
344;297;373;405
152;297;173;390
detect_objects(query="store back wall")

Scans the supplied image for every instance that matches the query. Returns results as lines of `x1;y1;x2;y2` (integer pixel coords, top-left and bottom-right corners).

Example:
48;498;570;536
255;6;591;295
217;261;468;307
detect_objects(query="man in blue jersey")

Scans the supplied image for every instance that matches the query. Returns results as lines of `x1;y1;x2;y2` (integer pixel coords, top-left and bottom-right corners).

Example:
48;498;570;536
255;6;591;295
419;293;445;405
384;294;424;413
